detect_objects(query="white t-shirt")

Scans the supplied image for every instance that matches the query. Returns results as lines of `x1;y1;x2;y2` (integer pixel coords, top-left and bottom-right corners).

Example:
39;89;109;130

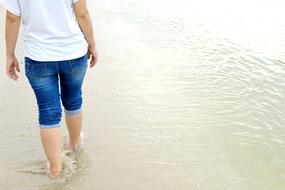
0;0;88;61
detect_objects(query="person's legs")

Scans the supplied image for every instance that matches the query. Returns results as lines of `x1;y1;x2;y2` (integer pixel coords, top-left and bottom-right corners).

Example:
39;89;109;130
65;112;83;149
59;54;88;150
41;128;62;176
25;58;63;177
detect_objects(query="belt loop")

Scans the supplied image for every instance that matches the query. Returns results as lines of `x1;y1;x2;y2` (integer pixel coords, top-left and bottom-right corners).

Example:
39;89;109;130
56;61;59;73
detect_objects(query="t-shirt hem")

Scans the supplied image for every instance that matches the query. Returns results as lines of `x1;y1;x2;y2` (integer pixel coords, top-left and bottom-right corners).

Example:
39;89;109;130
0;1;21;16
24;50;88;62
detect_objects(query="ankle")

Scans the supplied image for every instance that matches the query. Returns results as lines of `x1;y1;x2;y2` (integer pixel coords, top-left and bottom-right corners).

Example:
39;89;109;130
66;132;84;151
68;141;80;149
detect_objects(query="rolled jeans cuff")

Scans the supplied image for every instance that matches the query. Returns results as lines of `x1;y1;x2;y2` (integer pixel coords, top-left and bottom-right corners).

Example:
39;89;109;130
39;123;60;129
64;106;82;116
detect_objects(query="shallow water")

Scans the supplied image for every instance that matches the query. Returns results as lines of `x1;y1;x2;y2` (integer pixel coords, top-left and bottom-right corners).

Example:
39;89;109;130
1;0;285;189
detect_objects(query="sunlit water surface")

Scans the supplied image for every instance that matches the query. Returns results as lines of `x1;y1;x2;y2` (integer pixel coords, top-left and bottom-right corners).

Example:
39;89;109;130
1;0;285;189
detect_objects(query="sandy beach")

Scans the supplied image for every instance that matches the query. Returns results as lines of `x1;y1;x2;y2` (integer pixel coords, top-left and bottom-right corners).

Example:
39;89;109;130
1;0;285;189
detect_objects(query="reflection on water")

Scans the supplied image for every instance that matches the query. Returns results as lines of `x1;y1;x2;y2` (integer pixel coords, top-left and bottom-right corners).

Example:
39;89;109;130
1;0;285;189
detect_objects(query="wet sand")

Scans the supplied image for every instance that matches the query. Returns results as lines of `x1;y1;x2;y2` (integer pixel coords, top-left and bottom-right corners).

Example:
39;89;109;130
1;0;285;189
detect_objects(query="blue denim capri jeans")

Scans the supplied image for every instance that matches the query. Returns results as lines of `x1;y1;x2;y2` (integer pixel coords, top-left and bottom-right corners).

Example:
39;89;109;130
24;54;88;129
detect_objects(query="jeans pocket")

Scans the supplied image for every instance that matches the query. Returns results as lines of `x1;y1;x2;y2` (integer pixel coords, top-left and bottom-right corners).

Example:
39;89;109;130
25;58;47;79
69;54;88;74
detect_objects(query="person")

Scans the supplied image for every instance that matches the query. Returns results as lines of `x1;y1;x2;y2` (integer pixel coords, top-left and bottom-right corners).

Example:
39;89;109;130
1;0;98;177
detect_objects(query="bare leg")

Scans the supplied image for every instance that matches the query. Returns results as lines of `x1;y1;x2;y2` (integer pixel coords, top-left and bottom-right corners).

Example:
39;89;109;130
65;111;83;149
40;128;62;177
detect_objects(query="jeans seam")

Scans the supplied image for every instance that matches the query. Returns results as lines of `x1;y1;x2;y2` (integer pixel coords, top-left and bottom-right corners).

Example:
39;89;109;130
67;59;72;73
45;62;47;74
